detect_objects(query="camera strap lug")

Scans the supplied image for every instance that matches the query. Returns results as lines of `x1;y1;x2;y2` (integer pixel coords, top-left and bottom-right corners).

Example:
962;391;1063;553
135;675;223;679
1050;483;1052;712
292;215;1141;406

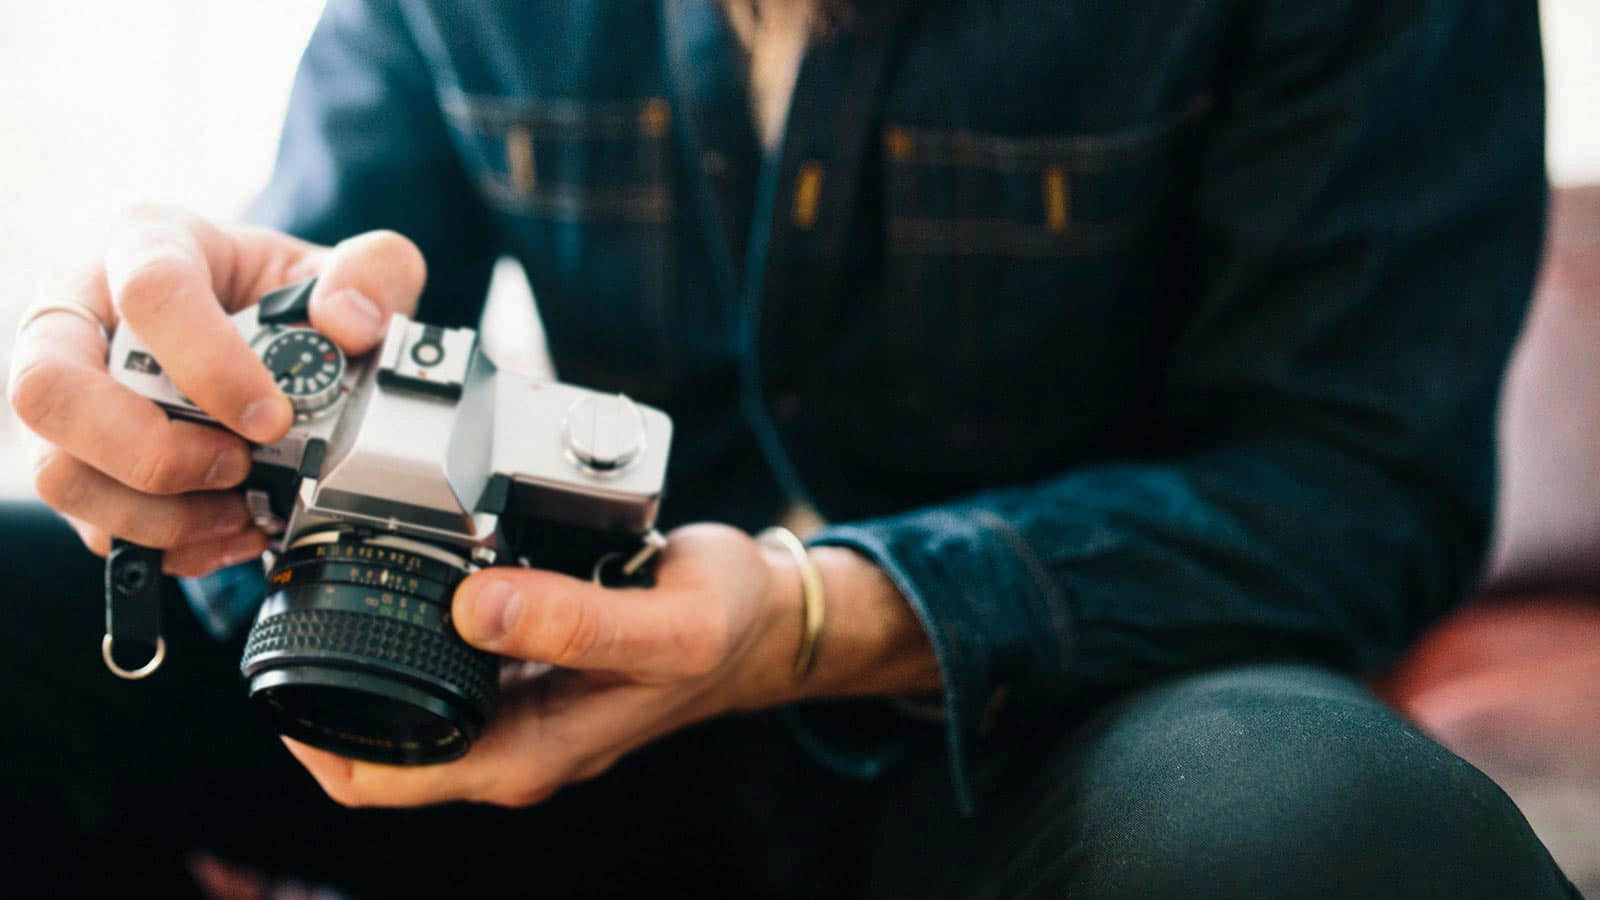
102;538;166;680
622;529;669;577
588;529;669;587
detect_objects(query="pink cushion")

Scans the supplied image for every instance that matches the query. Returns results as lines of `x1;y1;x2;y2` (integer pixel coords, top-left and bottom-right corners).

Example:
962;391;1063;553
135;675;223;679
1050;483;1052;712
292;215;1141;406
1379;594;1600;778
1386;186;1600;751
1487;185;1600;591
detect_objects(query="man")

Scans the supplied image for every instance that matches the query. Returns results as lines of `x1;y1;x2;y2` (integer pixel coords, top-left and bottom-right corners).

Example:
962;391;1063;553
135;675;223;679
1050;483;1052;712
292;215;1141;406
2;1;1581;896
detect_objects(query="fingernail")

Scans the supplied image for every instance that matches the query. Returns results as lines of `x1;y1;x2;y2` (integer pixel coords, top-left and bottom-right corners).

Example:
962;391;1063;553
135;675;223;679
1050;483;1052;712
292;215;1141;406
213;503;248;536
240;396;287;441
327;288;384;341
467;580;520;643
205;447;250;488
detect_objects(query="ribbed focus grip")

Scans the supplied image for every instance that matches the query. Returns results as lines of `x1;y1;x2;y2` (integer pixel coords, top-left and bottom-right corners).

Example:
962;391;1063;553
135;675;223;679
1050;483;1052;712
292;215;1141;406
243;607;498;719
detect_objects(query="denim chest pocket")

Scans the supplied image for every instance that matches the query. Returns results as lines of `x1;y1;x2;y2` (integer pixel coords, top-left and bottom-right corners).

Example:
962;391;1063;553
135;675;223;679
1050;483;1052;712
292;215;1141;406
440;90;679;388
862;100;1209;473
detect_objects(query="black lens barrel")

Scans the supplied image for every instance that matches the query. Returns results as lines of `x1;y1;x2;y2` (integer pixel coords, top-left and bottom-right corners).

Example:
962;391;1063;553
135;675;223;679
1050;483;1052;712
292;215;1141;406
240;533;498;765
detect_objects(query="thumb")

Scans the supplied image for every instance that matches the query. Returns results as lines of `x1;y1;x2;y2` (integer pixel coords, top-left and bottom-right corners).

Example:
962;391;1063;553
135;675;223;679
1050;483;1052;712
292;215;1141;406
307;230;427;355
453;568;722;679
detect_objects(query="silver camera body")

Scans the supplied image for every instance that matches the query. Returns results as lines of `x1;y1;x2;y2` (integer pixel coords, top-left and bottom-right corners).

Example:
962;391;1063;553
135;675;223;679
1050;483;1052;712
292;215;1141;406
108;279;673;580
106;278;673;764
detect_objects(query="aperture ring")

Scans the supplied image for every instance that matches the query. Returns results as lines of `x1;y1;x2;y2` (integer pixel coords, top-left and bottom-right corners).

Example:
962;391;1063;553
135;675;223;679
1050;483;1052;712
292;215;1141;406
272;539;468;589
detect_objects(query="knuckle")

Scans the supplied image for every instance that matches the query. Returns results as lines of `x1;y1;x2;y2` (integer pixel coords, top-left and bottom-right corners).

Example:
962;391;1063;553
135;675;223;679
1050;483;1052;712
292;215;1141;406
147;504;190;548
365;230;426;282
125;435;184;494
8;357;68;432
550;594;604;667
113;255;192;322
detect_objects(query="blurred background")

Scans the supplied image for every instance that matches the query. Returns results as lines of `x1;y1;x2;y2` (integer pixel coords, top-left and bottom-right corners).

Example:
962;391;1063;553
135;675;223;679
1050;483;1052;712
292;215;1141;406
0;0;554;497
1;1;1598;493
0;2;1598;889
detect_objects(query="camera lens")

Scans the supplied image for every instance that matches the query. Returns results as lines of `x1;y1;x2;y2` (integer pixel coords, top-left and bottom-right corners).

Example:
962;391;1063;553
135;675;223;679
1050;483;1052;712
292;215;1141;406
240;529;499;765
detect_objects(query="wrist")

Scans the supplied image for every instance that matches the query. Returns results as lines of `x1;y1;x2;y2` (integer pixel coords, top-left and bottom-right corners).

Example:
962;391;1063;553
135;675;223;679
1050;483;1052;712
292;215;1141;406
735;543;810;711
741;542;941;711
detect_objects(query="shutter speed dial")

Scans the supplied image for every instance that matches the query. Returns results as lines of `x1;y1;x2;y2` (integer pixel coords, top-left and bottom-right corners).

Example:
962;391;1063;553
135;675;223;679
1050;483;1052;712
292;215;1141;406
562;393;647;476
257;328;346;416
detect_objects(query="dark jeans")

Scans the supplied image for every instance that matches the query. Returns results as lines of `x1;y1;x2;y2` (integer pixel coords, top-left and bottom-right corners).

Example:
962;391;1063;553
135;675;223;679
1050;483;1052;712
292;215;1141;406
0;502;1579;898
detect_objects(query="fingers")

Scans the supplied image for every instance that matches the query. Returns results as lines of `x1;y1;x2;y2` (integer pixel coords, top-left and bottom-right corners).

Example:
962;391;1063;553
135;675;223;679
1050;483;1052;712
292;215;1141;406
61;514;110;557
290;524;773;809
32;449;251;549
15;209;431;587
285;678;685;808
209;223;328;308
10;314;252;494
284;738;465;810
31;262;117;329
104;208;295;443
162;530;272;577
60;514;268;578
307;230;426;355
452;567;730;679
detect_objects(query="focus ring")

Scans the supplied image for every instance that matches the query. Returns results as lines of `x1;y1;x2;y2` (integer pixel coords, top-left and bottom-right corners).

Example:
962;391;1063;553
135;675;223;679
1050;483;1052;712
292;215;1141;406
242;607;498;718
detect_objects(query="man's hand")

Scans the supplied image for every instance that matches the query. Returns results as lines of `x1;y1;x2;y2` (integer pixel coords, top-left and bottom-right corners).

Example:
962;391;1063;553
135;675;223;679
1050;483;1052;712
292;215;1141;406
7;206;426;576
283;523;941;809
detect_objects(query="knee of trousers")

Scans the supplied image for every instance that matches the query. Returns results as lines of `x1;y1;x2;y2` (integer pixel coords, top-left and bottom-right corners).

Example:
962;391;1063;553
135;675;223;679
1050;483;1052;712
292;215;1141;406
1026;664;1571;900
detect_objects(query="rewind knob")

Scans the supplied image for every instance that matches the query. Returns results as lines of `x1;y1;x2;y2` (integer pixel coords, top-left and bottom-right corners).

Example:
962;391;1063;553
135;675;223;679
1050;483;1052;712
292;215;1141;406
562;393;647;475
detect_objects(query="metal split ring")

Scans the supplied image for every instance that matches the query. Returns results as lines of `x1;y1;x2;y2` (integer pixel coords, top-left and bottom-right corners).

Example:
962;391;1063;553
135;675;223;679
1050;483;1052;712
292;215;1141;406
101;634;166;680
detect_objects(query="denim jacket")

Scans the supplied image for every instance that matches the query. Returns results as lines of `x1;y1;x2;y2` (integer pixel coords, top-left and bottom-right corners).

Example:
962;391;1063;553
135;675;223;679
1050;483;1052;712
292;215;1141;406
233;0;1545;811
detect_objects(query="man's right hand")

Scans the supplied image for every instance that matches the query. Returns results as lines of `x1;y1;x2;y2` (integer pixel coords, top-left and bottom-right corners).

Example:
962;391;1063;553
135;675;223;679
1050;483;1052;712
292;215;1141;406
7;206;427;577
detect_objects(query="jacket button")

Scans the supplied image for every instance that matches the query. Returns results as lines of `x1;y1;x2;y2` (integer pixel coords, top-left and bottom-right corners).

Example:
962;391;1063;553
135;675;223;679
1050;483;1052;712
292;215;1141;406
884;126;914;161
640;98;671;137
791;162;824;229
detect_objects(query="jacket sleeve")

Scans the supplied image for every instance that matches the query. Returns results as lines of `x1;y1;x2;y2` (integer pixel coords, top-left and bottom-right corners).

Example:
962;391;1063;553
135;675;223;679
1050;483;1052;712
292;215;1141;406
249;0;499;326
811;3;1546;812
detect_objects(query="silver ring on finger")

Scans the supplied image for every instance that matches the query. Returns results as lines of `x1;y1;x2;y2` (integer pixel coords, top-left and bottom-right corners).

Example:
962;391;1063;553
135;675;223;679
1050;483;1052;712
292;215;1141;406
16;300;112;348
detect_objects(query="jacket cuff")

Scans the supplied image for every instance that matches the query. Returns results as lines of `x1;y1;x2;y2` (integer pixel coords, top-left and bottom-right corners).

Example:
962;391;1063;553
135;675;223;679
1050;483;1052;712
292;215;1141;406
805;509;1074;814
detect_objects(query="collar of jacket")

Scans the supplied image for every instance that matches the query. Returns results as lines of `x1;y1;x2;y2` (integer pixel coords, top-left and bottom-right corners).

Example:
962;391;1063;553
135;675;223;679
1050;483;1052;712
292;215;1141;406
662;0;909;504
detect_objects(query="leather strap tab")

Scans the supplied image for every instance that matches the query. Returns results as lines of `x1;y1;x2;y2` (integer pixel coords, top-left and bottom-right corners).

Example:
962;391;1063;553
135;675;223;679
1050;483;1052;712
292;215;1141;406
105;539;165;677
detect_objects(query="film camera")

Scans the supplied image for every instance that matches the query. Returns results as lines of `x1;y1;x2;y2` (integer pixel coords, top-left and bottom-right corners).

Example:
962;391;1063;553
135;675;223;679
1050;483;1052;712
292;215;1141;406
108;278;673;764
